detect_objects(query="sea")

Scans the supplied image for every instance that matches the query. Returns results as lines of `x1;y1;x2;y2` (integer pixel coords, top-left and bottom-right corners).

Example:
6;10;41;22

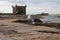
40;16;60;23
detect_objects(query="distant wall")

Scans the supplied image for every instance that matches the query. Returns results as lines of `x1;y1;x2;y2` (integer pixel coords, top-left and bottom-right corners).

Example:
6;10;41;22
0;14;41;19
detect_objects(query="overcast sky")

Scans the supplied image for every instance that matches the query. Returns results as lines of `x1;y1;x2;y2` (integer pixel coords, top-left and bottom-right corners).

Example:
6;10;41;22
0;0;60;14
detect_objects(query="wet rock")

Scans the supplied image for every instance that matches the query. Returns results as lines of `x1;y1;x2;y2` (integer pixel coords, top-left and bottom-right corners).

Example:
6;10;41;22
27;18;43;25
12;20;27;23
34;19;43;24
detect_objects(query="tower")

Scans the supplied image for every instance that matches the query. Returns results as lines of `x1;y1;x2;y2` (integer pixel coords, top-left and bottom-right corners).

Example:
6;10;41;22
12;5;26;15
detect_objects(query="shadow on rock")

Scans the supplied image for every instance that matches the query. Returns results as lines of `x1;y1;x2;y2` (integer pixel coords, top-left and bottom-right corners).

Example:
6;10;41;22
34;30;60;34
0;30;18;35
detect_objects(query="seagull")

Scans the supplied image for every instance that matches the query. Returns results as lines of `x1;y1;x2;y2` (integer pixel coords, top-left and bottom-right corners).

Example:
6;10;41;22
27;15;35;25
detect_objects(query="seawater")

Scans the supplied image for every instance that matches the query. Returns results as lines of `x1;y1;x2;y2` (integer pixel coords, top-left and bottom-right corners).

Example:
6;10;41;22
40;16;60;23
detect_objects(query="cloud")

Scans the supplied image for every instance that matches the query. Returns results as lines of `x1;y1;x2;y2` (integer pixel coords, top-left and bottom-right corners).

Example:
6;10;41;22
0;1;12;13
25;0;60;14
0;1;12;6
0;0;60;14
